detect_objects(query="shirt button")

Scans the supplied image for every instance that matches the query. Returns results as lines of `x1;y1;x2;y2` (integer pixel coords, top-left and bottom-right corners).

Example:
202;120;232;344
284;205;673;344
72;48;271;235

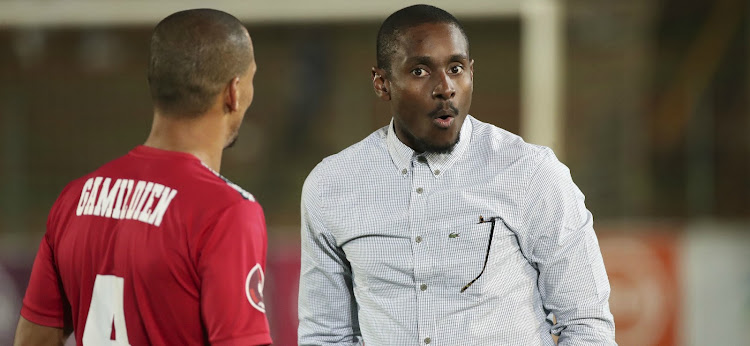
415;236;423;243
416;187;423;194
401;168;408;175
420;284;427;291
424;337;431;344
434;169;441;175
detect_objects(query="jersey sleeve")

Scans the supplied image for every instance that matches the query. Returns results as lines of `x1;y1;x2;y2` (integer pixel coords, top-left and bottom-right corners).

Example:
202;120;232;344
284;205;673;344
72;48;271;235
196;200;272;346
21;199;71;328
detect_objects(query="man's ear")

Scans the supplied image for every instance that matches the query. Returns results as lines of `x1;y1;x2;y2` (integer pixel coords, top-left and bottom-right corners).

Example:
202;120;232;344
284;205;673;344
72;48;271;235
469;59;475;81
372;67;391;101
224;76;241;113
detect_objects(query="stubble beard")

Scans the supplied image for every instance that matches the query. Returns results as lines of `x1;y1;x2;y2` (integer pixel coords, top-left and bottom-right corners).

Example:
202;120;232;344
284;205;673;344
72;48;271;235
406;130;460;155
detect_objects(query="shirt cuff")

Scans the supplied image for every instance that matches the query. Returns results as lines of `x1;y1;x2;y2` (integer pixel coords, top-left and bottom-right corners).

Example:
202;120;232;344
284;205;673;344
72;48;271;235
211;331;273;346
20;304;65;328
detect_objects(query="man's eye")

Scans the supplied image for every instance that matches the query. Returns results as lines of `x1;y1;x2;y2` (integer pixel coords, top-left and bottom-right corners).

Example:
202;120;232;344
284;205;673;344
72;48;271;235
411;68;426;76
450;66;464;74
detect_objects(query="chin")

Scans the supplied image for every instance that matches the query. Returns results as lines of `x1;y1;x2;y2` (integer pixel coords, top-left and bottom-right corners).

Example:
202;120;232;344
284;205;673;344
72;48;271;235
426;144;455;155
422;136;460;155
225;136;238;149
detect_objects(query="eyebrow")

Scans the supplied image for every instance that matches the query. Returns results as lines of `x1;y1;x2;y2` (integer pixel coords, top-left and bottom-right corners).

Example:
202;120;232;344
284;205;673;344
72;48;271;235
449;54;470;62
405;54;470;66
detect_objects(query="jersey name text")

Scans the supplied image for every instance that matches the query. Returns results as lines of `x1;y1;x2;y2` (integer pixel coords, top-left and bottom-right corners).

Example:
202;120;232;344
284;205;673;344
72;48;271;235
75;177;178;227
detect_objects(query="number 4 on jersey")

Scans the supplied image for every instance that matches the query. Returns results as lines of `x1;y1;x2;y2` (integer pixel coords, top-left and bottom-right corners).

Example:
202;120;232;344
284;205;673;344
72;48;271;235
83;274;131;345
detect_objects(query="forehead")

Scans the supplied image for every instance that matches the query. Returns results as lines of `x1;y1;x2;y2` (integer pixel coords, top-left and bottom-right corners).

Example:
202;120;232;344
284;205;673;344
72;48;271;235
392;22;468;63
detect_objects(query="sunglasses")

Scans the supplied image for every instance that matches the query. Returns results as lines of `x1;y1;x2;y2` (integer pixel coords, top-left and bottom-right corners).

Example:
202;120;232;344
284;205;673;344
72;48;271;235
460;215;502;293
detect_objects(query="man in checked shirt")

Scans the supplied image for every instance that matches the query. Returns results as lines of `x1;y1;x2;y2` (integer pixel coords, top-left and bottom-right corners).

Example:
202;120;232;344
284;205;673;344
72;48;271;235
298;4;616;345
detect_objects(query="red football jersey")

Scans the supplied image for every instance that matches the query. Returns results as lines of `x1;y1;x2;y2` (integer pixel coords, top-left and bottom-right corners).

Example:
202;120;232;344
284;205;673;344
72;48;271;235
21;145;272;346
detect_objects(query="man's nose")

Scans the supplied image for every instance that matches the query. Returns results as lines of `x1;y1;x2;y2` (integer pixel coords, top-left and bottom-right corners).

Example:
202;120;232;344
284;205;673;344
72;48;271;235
432;72;456;100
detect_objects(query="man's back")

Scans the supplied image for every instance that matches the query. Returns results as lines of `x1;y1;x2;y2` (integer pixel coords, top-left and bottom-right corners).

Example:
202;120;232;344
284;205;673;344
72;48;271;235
21;145;271;345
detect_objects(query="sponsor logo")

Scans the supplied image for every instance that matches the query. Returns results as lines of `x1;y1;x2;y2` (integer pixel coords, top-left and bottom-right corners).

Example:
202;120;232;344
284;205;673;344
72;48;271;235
245;264;265;313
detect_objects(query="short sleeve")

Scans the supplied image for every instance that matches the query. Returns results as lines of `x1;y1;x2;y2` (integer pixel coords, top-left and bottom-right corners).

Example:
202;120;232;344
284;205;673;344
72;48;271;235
21;202;70;328
197;201;272;346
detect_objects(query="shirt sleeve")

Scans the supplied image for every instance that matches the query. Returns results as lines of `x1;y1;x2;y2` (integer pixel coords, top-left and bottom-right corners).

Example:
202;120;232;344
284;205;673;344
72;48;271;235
523;148;616;345
21;197;71;329
20;233;68;328
197;200;272;346
298;166;363;346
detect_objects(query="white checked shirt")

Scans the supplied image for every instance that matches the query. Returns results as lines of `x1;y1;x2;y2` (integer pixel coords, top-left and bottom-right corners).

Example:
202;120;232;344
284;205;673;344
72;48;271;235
298;116;616;345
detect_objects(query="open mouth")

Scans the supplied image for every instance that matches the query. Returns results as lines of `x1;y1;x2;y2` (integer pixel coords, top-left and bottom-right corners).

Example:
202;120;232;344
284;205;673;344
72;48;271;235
433;114;454;128
429;103;459;129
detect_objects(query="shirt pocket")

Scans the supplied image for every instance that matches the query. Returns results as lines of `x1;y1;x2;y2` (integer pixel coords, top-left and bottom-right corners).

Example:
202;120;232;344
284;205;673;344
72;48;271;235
443;221;494;299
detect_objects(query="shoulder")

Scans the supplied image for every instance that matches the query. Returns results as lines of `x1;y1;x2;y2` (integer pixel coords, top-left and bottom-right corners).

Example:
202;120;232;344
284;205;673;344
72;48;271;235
304;125;388;189
50;148;131;214
211;197;265;230
467;115;556;174
103;150;260;218
49;174;95;222
468;116;548;160
199;164;257;203
178;166;265;230
181;174;266;250
45;153;131;232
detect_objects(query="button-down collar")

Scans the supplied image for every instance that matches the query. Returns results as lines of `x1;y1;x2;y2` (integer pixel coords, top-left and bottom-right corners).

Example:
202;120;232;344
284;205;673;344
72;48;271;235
386;116;474;177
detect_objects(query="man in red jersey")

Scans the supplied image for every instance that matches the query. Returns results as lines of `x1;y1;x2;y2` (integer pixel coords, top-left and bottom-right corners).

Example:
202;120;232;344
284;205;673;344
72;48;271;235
14;9;271;346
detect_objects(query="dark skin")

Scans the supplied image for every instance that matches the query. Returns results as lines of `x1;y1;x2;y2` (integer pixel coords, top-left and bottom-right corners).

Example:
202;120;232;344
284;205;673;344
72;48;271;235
373;22;474;154
14;316;71;346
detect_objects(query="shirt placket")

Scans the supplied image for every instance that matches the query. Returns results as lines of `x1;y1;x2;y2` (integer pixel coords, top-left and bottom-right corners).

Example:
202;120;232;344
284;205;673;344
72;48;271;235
409;155;434;345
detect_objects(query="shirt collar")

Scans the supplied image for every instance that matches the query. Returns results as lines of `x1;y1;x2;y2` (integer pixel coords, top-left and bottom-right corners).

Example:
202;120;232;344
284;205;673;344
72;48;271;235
386;115;473;177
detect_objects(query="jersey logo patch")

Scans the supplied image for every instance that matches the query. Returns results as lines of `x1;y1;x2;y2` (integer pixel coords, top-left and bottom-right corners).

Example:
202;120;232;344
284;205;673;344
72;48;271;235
245;264;265;313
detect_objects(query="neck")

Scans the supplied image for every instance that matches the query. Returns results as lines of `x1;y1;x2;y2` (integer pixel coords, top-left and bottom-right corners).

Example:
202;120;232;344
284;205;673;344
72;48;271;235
143;111;226;172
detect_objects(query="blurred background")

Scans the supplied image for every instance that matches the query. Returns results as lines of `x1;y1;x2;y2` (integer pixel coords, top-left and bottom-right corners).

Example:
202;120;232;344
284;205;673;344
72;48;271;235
0;0;748;345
